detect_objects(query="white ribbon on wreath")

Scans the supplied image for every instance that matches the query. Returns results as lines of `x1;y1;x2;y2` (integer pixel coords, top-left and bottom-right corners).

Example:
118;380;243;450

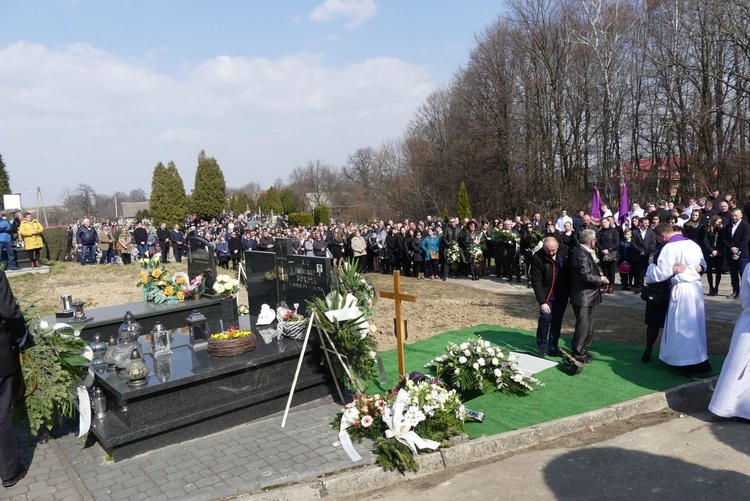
382;388;440;454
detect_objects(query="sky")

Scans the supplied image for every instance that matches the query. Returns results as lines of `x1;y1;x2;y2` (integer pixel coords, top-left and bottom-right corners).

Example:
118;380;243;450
0;0;505;207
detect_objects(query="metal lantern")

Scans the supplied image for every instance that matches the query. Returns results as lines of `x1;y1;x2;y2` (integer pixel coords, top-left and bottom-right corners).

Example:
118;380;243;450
150;322;172;357
125;348;149;387
89;333;108;374
187;310;208;349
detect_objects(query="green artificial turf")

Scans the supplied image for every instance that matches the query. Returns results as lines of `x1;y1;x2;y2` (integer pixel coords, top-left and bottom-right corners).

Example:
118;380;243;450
368;324;724;439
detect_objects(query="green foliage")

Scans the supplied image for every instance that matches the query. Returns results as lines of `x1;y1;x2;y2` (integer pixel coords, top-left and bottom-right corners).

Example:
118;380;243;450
42;226;69;261
308;289;377;393
257;186;283;214
14;320;88;436
338;260;377;318
135;209;152;221
150;161;188;227
279;188;304;213
375;438;419;472
456;181;472;221
192;150;227;219
230;192;251;215
0;154;10;210
313;205;330;225
288;212;313;227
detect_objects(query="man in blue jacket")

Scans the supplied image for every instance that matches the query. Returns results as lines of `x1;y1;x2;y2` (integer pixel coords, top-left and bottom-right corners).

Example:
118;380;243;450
0;215;19;270
76;218;98;265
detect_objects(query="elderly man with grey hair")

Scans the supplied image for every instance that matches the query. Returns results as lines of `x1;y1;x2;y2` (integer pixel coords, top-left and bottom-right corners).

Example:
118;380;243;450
569;229;609;363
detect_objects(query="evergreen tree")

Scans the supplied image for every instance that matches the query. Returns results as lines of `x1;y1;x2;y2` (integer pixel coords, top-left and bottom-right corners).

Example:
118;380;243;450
456;182;472;221
279;188;304;214
150;161;188;227
192;150;226;219
0;154;11;211
257;187;283;215
230;193;251;215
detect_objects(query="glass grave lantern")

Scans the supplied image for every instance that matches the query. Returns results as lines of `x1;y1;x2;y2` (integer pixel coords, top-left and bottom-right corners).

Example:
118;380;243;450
187;310;209;350
91;385;107;419
88;333;108;374
113;311;143;370
71;300;86;320
103;335;118;372
150;322;172;357
154;354;173;383
125;348;149;387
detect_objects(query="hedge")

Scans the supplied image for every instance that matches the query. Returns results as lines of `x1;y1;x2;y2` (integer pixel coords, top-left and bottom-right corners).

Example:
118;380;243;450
288;212;314;227
313;206;330;226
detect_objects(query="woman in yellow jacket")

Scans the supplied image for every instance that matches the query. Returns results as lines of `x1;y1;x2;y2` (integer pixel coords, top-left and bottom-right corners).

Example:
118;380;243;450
19;212;44;268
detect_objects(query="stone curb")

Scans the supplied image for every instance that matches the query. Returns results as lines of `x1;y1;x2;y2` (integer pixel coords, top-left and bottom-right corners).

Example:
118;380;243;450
237;377;716;500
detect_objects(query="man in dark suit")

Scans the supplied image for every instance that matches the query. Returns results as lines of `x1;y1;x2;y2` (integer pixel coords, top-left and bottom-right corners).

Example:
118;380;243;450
570;229;608;363
631;216;656;293
722;208;750;299
529;237;570;357
156;222;171;263
0;271;28;488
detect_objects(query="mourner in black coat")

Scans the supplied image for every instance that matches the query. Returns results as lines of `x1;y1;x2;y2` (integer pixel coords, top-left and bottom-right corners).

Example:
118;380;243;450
0;271;28;487
529;238;570;357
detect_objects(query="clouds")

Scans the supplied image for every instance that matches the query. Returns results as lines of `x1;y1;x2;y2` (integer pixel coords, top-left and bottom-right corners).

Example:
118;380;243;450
0;40;431;202
309;0;378;30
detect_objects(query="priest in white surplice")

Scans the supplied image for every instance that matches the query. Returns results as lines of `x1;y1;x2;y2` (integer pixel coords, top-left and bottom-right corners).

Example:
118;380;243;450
646;224;712;376
709;265;750;419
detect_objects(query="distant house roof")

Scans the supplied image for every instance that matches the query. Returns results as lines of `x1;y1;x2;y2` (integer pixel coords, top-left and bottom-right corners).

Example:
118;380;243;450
121;201;150;219
304;192;330;210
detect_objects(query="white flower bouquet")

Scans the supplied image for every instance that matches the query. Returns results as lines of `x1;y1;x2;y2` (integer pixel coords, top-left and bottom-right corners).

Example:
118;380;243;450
425;336;542;396
213;274;240;298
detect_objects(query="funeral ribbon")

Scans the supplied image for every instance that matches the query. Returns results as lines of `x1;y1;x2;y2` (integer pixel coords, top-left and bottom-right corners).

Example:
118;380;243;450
382;389;440;454
337;406;363;462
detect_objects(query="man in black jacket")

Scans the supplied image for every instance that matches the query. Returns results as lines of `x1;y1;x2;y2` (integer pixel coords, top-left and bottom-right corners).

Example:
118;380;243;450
0;271;28;488
156;222;171;263
722;208;750;299
529;237;570;357
570;229;608;363
630;216;656;293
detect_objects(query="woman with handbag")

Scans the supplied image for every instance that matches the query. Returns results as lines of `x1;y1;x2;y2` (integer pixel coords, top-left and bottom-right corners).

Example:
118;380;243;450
596;216;620;293
618;228;636;290
421;227;441;279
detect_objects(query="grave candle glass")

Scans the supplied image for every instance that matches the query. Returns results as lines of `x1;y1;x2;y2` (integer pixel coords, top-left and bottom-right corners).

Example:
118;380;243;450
187;310;208;349
91;385;107;419
103;335;118;372
114;311;143;370
89;334;108;374
150;322;172;357
72;300;86;319
125;348;149;387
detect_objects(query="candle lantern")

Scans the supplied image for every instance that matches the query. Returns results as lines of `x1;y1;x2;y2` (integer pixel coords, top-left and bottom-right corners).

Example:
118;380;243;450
125;348;149;387
91;385;107;419
154;354;173;382
103;335;118;372
187;310;209;349
150;322;172;357
89;334;108;374
71;300;86;320
114;312;143;370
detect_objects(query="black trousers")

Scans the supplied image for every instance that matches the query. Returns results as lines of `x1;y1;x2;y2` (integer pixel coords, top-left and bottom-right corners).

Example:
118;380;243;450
571;304;597;359
0;374;20;481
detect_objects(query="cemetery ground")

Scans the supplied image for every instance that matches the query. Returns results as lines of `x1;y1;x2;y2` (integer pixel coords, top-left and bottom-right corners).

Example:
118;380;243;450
7;261;736;357
5;261;745;500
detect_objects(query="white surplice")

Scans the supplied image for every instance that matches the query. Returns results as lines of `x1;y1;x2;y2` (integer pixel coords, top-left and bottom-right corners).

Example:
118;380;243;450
646;238;708;366
709;265;750;419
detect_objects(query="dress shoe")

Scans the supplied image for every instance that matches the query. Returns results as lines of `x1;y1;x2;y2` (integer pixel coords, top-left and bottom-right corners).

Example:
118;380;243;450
641;349;652;363
548;348;564;357
2;466;27;488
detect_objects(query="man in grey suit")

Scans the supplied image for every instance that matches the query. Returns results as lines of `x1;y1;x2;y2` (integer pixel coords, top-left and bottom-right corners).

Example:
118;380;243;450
570;229;608;363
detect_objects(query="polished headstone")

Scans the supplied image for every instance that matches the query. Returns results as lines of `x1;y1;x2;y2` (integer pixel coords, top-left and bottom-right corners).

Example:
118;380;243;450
187;236;217;283
284;255;332;317
245;250;280;316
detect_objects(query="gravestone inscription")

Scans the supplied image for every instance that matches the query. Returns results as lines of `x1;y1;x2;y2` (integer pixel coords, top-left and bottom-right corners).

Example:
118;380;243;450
284;255;332;317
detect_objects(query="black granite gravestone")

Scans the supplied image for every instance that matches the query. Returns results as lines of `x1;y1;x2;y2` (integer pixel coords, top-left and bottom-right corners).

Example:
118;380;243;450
187;236;217;283
284;255;332;317
273;237;294;257
244;250;280;317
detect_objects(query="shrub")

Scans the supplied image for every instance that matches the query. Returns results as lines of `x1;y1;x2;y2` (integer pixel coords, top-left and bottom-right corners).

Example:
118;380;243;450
288;212;313;227
313;206;330;226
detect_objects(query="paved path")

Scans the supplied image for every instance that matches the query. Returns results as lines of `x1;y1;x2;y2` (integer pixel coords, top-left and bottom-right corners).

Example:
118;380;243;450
4;272;742;500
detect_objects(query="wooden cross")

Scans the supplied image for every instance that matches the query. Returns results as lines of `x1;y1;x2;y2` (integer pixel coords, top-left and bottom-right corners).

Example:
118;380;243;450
379;271;417;376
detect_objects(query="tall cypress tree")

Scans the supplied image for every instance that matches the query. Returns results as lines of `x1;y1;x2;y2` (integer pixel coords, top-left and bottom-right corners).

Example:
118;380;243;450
456;182;472;221
192;150;226;219
0;154;11;211
258;187;283;215
150;161;188;227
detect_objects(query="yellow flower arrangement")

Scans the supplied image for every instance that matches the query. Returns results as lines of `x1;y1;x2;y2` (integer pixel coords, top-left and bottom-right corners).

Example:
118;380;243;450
137;253;205;304
210;326;252;341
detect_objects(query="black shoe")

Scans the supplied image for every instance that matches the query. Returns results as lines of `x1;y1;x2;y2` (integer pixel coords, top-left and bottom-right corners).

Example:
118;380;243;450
2;465;27;488
641;350;652;363
576;356;593;365
548;348;564;357
632;287;641;294
537;349;547;359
